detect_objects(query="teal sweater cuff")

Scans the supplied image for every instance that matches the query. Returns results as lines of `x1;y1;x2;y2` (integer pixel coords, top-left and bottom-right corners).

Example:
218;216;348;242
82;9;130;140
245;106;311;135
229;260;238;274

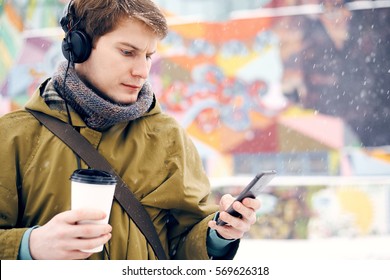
206;212;236;257
18;226;40;260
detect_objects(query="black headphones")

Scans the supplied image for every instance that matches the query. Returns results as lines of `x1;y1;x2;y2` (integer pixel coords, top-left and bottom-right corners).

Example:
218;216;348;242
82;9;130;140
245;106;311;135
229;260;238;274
60;0;92;63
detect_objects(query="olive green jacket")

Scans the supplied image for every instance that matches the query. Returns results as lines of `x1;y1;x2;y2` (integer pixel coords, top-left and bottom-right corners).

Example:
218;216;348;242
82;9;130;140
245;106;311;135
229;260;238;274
0;81;237;260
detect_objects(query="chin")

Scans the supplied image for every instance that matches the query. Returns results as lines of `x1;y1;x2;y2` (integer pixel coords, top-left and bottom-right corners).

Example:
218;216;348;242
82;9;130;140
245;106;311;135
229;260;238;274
116;98;137;105
109;93;137;105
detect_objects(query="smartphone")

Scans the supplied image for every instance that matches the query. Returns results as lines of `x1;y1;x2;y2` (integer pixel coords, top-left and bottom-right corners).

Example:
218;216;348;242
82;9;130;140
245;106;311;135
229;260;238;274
216;170;276;226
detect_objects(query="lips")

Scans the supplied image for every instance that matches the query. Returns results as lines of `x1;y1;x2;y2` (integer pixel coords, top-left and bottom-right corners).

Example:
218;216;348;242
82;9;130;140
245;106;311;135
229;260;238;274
121;83;141;90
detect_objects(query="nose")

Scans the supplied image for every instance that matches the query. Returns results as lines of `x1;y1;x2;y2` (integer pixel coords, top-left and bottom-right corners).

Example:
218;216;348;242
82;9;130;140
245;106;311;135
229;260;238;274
131;56;150;79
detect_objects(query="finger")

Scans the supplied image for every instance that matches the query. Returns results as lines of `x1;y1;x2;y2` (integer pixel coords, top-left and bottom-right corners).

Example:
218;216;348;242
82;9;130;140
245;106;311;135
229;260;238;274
220;194;235;211
63;209;107;224
72;233;112;252
242;197;261;211
69;251;94;260
57;250;93;260
209;221;244;240
232;201;257;224
50;249;92;260
218;211;251;232
71;223;112;239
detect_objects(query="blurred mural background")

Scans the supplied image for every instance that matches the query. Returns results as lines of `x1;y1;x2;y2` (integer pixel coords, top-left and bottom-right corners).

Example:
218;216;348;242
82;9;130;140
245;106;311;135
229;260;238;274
1;0;390;258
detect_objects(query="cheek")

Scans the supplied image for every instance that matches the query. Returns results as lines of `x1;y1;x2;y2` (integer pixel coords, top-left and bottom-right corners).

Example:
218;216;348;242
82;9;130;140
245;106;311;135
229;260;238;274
101;55;128;76
90;46;120;71
91;58;121;84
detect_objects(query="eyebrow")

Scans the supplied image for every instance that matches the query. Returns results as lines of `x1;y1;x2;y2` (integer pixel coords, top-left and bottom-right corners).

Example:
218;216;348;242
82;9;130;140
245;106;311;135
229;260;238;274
119;42;156;55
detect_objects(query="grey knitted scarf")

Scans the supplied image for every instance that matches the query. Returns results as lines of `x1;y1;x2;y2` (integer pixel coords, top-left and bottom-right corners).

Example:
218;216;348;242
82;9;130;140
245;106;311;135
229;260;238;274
51;61;154;130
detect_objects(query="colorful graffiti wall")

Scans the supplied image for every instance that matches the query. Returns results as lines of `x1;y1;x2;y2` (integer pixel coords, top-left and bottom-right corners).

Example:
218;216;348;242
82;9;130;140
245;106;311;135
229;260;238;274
149;6;390;176
1;2;390;176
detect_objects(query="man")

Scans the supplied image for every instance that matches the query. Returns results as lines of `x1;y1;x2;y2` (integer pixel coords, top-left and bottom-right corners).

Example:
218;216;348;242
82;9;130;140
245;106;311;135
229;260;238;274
0;0;260;260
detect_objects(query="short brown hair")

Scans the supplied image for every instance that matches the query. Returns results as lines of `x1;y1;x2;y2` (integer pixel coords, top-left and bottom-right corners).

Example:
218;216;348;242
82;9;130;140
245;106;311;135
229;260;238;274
70;0;168;44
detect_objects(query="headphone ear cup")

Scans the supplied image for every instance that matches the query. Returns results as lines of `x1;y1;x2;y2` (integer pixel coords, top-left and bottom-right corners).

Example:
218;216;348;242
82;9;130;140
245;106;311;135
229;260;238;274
61;30;92;63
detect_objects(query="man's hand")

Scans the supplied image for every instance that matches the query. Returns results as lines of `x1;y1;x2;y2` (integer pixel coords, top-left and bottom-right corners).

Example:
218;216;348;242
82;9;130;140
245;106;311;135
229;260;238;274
208;194;260;240
29;209;112;260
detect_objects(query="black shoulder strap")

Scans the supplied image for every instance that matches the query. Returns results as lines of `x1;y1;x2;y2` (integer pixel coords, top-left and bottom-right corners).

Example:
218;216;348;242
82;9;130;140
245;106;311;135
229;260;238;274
27;109;167;260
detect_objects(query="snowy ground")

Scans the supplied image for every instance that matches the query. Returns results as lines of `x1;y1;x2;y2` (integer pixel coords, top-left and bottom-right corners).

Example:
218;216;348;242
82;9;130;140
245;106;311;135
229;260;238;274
236;236;390;260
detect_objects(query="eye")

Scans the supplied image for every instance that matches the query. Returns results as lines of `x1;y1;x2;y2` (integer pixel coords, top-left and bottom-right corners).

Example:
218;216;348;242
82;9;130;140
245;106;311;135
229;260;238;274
120;49;134;56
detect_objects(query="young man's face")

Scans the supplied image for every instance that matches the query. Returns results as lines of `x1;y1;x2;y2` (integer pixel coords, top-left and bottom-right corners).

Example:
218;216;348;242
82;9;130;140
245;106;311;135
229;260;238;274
75;18;159;105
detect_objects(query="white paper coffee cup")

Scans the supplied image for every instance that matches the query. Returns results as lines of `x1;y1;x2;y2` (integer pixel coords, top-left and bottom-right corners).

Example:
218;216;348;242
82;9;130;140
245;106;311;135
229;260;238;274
70;169;116;253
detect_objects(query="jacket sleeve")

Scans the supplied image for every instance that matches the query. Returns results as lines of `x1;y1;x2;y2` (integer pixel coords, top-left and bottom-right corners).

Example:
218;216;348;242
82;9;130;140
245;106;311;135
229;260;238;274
172;213;240;260
0;229;27;259
161;125;239;260
0;112;32;259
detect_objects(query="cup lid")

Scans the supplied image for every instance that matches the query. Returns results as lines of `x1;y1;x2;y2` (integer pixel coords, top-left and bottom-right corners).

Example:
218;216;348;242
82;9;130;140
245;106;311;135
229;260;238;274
70;169;117;185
